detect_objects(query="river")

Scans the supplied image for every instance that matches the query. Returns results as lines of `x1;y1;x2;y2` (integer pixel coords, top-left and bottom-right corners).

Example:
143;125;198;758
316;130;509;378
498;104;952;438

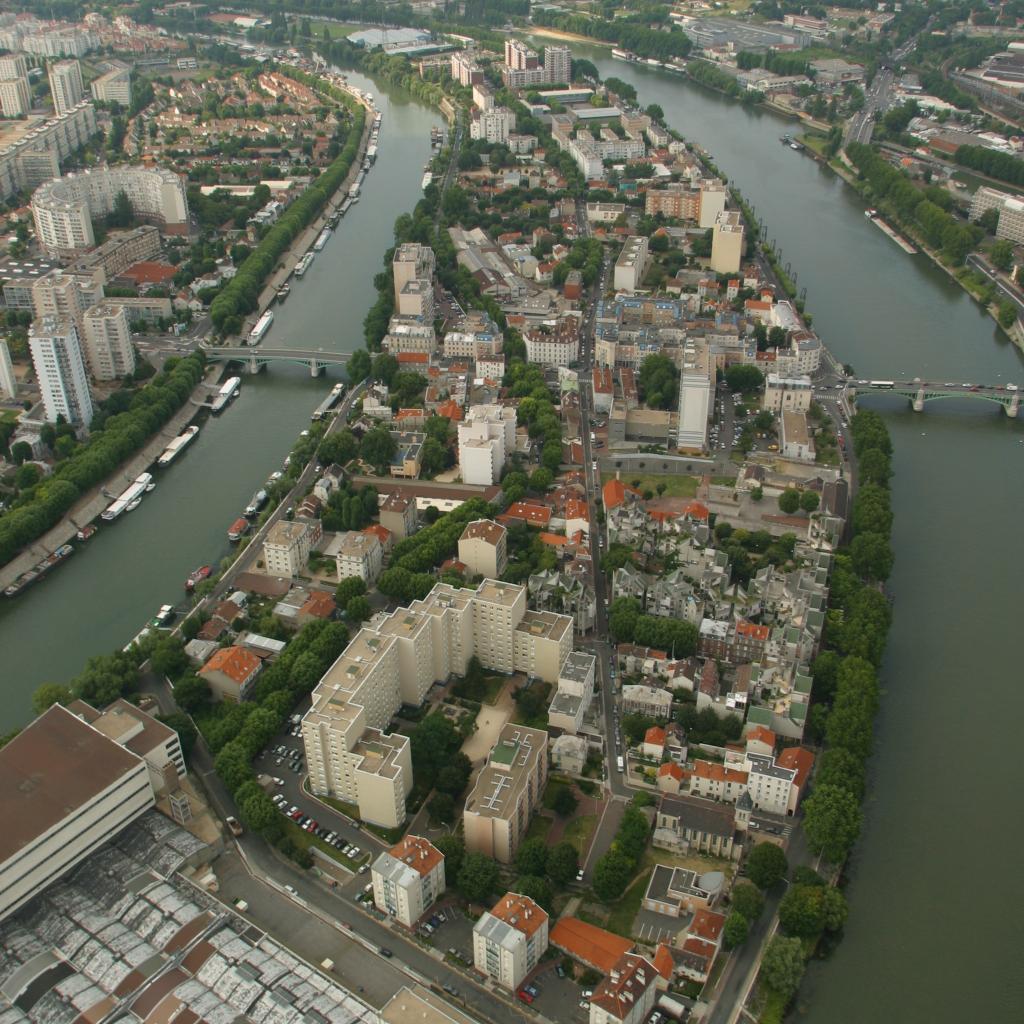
0;69;437;727
566;45;1024;1024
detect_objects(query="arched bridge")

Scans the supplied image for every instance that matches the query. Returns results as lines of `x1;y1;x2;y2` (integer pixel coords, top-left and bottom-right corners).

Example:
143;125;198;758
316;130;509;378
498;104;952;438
851;380;1020;418
201;344;351;377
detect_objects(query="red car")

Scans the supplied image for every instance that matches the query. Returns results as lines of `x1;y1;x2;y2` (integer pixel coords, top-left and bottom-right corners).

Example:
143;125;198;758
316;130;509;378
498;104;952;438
517;990;534;1005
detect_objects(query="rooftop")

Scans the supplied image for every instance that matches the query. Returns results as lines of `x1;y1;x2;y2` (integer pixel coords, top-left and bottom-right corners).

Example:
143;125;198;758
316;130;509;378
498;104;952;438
591;952;657;1021
549;917;632;974
483;892;548;938
460;518;507;547
199;645;261;684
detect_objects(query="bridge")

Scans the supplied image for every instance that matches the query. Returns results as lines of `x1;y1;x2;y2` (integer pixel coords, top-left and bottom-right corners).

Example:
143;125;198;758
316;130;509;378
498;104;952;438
201;345;351;376
850;380;1020;417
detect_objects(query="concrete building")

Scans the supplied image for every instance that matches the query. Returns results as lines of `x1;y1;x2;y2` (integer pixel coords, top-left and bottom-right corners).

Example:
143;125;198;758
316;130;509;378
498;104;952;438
457;403;516;485
780;410;815;461
544;45;572;85
548;650;596;735
380;491;418;539
589;953;658;1024
470;106;516;144
763;373;813;413
396;278;434;321
0;338;15;398
32;268;103;326
0;54;29;83
90;64;132;106
0;704;155;922
329;529;384;584
32;165;189;256
677;339;713;451
382;318;436;355
464;723;548;863
371;835;446;928
0;102;97;201
69;224;161;281
524;315;580;366
29;317;93;427
263;519;315;577
199;645;262;703
0;76;31;116
473;892;549;991
81;302;134;380
48;59;84;116
710;210;744;274
451;51;483;87
613;236;649;294
458;518;508;579
393;242;434;305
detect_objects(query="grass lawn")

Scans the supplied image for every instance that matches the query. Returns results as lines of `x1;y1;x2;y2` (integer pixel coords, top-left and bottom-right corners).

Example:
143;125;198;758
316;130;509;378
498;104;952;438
480;674;505;705
642;846;735;879
799;132;831;157
601;472;698;498
305;785;405;844
282;819;367;872
711;475;737;487
309;20;363;38
561;814;598;858
605;869;651;938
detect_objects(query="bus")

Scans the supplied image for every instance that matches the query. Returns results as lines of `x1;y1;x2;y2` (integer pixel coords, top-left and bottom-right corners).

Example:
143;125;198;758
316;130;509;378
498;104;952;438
869;380;895;389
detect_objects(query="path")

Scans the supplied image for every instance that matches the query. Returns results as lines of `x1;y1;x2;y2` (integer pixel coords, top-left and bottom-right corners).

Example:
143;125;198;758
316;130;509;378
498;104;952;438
460;684;514;764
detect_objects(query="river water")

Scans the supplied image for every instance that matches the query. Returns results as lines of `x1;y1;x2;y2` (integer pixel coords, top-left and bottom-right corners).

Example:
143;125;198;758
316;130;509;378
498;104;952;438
0;69;437;724
568;46;1024;1024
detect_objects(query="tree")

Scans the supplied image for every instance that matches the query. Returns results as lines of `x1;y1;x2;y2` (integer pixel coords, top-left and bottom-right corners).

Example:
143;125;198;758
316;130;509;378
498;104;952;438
173;673;211;713
547;842;579;885
552;785;579;817
816;747;866;801
436;754;472;797
731;881;765;922
10;440;31;464
858;447;891;487
410;712;461;775
360;426;396;472
761;936;806;997
821;887;849;931
593;850;634;901
639;353;678;409
802;784;863;863
347;347;371;383
515;875;553;912
850;532;893;581
800;490;820;513
335;575;366;606
725;364;764;394
151;636;189;680
529;467;553;492
458;851;499;903
434;833;465;878
778;488;800;514
516;836;550;877
779;883;826;938
109;189;133;228
746;842;788;889
344;595;371;622
427;792;455;824
991;238;1014;272
723;912;749;950
32;682;72;715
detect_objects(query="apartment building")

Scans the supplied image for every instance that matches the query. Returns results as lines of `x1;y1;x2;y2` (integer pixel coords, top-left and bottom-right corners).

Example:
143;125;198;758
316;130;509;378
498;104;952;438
457;403;516;485
589;953;658;1024
514;610;574;684
613;237;649;294
547;650;596;735
0;338;15;399
470;106;516;144
263;519;316;577
29;318;93;427
443;311;503;360
710;210;744;274
451;51;483;87
31;269;103;326
458;518;508;580
382;319;436;355
81;303;134;381
0;102;97;201
324;530;384;584
544;45;572;84
69;224;161;281
762;373;813;413
393;242;434;305
379;491;418;540
464;723;548;863
473;892;549;991
0;76;31;116
644;178;728;225
524;315;580;366
0;704;155;922
199;646;262;703
48;59;84;116
677;339;713;451
90;64;132;106
371;835;445;927
780;410;815;462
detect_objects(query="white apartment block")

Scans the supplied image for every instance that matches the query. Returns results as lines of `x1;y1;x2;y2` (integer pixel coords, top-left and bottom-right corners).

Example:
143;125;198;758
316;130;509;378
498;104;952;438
458;519;508;580
763;373;813;413
0;77;31;116
0;55;28;82
464;724;548;864
524;317;580;366
32;269;103;326
395;278;434;321
451;51;482;87
470;106;516;144
472;81;495;111
29;317;93;427
744;753;798;817
371;835;445;928
393;242;434;303
0;102;96;201
547;650;596;735
32;166;189;256
81;303;134;381
474;893;549;991
382;318;436;355
90;65;132;106
544;46;572;85
0;339;15;399
23;27;95;58
677;339;713;451
513;610;574;684
457;403;516;485
710;210;744;274
329;530;383;584
614;236;649;294
697;181;728;228
263;519;314;577
589;953;658;1024
48;59;84;117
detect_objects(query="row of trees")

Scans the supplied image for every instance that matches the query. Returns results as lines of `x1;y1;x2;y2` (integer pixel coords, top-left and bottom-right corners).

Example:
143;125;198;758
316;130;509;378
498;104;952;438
210;74;364;333
686;59;764;104
0;354;205;567
846;143;982;264
954;143;1024;187
530;10;694;61
592;801;652;901
608;597;699;656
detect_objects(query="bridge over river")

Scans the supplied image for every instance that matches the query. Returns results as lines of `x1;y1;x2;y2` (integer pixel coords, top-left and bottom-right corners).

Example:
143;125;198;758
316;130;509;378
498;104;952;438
201;345;351;376
851;379;1019;416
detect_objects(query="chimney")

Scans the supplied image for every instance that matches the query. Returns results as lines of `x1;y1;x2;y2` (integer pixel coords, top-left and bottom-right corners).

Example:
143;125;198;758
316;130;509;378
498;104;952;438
610;970;620;983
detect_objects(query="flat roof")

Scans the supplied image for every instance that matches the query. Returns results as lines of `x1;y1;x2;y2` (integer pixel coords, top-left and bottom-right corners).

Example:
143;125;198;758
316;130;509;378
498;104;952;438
0;705;144;865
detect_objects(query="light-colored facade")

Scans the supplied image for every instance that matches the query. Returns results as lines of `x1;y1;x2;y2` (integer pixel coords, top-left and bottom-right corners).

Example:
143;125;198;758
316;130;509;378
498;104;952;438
0;76;31;116
710;210;744;274
371;835;446;928
470;106;516;144
544;45;572;84
473;893;549;991
382;319;436;355
780;410;815;462
548;650;596;734
589;953;658;1024
393;242;434;306
29;317;93;426
464;723;548;864
458;518;508;579
329;529;384;584
199;645;262;703
0;102;97;201
457;403;516;485
48;59;84;116
621;684;674;719
90;65;132;106
81;302;134;380
763;373;813;413
69;224;161;281
32;268;103;326
380;491;418;539
677;339;713;451
263;519;315;577
0;338;15;398
0;704;155;922
613;236;649;294
514;610;574;684
32;165;189;256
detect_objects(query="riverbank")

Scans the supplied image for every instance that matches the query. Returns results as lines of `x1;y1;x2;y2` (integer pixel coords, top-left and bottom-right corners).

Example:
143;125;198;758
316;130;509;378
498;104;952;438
527;26;613;47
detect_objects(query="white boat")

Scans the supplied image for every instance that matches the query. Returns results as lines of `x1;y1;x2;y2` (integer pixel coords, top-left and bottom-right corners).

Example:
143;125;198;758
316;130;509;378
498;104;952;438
210;376;241;414
247;310;274;346
421;172;433;190
294;252;315;276
157;425;199;467
101;472;153;521
126;497;142;512
145;482;155;493
313;228;331;251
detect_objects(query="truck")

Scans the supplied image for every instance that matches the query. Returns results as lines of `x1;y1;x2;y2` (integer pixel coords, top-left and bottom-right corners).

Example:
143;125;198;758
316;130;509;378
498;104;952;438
225;816;243;837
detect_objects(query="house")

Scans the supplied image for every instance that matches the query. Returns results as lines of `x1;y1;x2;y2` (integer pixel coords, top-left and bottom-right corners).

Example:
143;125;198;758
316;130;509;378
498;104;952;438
298;590;336;626
653;794;740;860
550;733;589;774
657;761;685;794
676;909;726;985
776;746;815;813
380;491;418;540
199;645;262;702
642;864;724;917
589;952;658;1024
549;917;633;975
641;726;666;760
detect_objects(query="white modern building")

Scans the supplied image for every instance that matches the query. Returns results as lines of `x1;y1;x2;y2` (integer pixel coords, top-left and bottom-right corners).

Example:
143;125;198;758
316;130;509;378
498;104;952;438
457;403;516;485
0;102;97;201
328;530;383;584
0;76;31;116
90;64;132;106
0;704;155;922
263;519;315;577
371;835;446;928
32;165;189;256
677;339;713;451
473;893;549;991
458;518;508;580
48;59;84;116
544;45;572;85
547;650;596;735
613;236;649;294
81;302;135;381
0;338;16;398
470;106;516;144
710;210;744;274
32;269;103;326
29;317;93;427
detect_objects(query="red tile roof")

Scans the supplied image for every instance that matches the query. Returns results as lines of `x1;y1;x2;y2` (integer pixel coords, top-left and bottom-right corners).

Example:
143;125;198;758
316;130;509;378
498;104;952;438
602;478;640;511
387;835;444;877
200;645;261;685
736;620;770;642
777;746;815;790
658;762;684;781
538;532;569;547
644;726;666;747
300;590;336;619
653;944;674;981
591;953;657;1021
435;398;463;421
396;351;430;364
498;501;552;527
119;261;177;285
363;523;392;545
549;917;633;974
690;909;726;944
487;893;548;938
692;760;748;785
746;725;776;751
563;498;589;522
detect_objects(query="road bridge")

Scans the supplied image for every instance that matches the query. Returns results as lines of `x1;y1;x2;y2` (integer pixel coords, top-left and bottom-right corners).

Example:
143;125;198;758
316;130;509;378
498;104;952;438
851;379;1019;417
201;344;351;376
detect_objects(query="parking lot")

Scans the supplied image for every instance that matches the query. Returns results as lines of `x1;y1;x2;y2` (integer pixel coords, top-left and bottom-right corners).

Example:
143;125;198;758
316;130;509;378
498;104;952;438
518;962;593;1021
635;907;687;947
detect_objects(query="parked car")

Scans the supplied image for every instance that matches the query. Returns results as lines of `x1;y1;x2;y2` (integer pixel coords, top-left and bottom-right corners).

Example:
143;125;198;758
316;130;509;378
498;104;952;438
517;991;534;1005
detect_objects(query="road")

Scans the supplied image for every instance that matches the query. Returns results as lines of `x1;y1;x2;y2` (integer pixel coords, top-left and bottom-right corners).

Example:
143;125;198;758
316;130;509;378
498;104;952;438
844;67;893;147
967;251;1024;317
